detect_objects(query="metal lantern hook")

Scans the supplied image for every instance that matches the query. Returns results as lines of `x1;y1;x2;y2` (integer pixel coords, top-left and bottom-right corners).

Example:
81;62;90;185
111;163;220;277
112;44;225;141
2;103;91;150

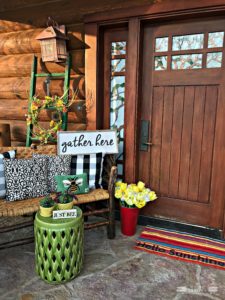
47;16;59;28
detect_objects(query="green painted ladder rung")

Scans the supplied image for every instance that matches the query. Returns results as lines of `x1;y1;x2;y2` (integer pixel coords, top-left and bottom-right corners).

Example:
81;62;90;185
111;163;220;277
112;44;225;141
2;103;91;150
35;73;65;78
26;54;72;147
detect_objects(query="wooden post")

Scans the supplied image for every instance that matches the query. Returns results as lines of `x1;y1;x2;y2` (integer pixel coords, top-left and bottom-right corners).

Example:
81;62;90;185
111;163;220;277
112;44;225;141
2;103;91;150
124;18;141;183
0;124;11;146
85;23;98;130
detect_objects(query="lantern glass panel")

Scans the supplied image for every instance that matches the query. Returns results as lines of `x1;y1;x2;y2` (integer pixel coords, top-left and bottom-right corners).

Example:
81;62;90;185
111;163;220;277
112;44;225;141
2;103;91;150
41;39;56;61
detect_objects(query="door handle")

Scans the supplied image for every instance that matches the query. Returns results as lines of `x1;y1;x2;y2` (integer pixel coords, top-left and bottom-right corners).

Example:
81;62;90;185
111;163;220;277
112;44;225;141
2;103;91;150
143;142;153;146
140;120;151;151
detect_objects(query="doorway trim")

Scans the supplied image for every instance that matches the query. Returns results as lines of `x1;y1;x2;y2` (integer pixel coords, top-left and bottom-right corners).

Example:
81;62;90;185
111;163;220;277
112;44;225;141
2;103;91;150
84;0;225;236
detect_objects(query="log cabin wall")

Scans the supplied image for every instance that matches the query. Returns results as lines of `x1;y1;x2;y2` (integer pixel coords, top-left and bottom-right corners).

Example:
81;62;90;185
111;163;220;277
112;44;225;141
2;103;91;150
0;0;153;145
0;21;86;146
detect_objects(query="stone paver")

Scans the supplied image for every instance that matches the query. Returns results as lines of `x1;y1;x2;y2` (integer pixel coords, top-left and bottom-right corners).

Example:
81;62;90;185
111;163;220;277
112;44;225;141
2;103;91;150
0;222;225;300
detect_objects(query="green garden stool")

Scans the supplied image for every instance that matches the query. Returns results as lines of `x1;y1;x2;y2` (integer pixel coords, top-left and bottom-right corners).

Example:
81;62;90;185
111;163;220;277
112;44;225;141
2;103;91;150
34;206;83;284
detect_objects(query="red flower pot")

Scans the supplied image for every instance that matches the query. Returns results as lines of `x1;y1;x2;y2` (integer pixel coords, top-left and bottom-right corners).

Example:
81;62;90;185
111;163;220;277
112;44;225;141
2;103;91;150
120;206;139;236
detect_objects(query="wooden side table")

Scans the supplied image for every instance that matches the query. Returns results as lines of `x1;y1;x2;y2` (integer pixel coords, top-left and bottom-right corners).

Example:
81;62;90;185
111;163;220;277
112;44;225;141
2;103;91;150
34;206;83;284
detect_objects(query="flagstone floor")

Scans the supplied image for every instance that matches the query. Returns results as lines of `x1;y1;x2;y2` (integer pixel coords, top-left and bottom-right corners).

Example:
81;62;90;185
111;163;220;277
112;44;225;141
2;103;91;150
1;222;225;300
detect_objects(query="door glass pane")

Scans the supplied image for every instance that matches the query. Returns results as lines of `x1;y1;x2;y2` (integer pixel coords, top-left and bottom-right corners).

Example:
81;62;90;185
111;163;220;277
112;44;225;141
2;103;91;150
111;41;126;55
110;76;125;172
154;56;167;71
111;59;126;72
172;34;204;51
208;32;224;48
155;37;169;52
171;54;203;69
207;52;223;68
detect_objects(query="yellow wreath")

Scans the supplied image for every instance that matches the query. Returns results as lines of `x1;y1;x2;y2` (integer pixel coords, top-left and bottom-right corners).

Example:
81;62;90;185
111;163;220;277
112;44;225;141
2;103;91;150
26;93;74;144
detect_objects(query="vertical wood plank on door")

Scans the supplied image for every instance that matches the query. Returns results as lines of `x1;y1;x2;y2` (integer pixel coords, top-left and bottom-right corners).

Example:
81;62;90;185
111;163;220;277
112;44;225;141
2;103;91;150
188;86;206;201
138;26;154;185
178;86;195;199
160;86;174;196
168;86;184;197
150;86;164;192
198;86;218;203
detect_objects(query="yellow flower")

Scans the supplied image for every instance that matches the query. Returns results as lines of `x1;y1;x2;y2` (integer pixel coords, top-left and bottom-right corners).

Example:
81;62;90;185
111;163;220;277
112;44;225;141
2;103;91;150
31;103;38;111
45;96;52;101
137;192;144;201
124;196;133;206
115;181;122;187
129;184;136;188
115;189;122;199
132;185;139;193
137;181;145;191
50;120;55;128
149;191;157;201
56;99;64;107
120;183;127;192
135;199;146;209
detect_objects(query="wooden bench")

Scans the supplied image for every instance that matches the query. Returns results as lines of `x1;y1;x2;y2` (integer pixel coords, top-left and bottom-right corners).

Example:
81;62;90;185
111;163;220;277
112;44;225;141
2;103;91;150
0;145;117;248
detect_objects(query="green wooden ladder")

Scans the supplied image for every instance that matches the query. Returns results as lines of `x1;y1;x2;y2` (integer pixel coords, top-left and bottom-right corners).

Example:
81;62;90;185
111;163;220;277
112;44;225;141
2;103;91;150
26;54;72;147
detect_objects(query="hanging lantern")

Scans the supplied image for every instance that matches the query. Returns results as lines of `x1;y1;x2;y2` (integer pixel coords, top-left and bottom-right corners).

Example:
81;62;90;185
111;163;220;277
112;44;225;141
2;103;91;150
36;21;68;63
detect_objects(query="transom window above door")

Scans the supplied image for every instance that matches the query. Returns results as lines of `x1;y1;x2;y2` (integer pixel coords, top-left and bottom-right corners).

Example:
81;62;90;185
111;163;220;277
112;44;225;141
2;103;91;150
154;31;224;70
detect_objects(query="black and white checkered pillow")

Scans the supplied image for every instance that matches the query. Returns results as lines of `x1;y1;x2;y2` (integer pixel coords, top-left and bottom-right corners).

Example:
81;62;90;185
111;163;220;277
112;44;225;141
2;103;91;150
71;153;105;189
0;150;16;198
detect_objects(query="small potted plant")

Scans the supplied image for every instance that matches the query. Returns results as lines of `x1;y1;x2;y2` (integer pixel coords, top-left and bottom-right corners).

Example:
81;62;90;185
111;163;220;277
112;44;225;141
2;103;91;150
115;181;157;236
54;191;75;210
39;196;55;217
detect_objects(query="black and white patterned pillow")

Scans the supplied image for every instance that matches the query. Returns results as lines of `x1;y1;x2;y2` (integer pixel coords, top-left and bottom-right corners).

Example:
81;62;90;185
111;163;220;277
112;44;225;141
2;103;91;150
71;153;105;189
0;150;16;198
4;157;48;201
33;154;71;192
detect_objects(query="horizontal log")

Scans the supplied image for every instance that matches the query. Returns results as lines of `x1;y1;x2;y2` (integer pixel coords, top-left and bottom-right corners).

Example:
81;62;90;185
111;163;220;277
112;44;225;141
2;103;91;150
0;26;85;55
0;20;35;33
0;29;42;55
0;120;86;142
11;141;26;146
0;50;84;77
0;0;58;13
0;99;86;123
0;124;11;146
0;75;85;99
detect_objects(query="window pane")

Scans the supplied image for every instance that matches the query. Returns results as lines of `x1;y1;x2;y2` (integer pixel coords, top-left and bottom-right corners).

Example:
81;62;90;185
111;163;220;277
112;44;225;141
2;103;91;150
155;37;169;52
172;34;204;51
207;52;223;68
208;32;224;48
111;59;126;72
111;41;126;55
110;76;125;165
154;56;167;71
117;164;123;176
171;54;203;69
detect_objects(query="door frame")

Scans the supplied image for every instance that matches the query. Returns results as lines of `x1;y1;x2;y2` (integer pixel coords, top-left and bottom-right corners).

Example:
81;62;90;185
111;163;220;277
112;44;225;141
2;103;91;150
84;0;225;235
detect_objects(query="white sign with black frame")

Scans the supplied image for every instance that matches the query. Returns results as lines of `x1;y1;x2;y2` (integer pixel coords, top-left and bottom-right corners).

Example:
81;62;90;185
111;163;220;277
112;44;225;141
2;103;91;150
57;130;118;155
53;209;77;219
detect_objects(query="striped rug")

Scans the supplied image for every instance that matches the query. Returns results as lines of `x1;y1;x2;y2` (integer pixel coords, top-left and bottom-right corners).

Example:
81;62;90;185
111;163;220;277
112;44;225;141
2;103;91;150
135;226;225;270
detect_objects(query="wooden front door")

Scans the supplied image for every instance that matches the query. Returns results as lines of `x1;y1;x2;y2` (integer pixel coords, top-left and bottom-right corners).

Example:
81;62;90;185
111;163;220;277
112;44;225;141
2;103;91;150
139;19;225;228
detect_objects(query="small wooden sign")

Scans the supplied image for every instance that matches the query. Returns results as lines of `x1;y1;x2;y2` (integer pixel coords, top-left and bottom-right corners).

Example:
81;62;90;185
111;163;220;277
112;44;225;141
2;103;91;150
57;130;118;155
53;209;77;219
